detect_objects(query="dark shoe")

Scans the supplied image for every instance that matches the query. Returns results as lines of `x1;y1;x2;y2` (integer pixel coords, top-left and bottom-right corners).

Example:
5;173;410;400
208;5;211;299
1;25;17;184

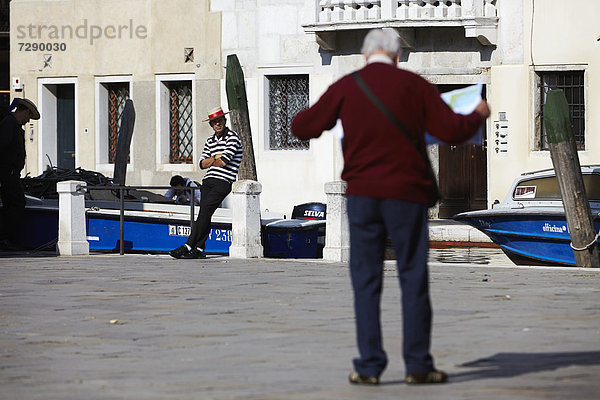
405;370;447;385
169;245;190;259
348;371;379;385
180;248;206;259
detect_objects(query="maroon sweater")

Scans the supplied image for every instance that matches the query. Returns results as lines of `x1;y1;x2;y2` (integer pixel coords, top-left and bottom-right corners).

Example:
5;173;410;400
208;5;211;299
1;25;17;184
291;62;484;204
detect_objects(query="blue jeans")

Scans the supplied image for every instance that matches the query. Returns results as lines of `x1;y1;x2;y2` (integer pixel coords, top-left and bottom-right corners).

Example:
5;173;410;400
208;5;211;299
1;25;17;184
347;195;434;377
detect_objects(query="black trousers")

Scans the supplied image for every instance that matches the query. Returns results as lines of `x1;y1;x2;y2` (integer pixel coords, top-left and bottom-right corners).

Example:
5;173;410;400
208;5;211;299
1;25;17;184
0;168;26;244
185;178;232;250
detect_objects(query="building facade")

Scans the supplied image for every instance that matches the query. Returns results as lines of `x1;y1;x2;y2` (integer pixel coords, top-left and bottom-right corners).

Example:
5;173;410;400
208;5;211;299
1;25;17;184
10;0;221;186
9;0;600;217
213;0;599;215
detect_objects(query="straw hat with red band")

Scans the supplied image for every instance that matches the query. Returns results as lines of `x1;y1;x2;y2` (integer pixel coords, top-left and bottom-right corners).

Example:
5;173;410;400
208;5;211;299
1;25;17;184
203;106;233;122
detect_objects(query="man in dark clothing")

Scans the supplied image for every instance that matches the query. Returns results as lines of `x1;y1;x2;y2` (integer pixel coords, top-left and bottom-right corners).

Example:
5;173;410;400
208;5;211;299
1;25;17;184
0;98;41;250
169;106;243;260
164;175;201;205
292;29;490;386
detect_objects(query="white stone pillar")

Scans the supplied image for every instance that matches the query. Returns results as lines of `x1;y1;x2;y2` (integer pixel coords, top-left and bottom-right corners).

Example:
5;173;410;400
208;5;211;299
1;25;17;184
462;0;477;17
331;0;345;21
56;180;89;256
229;180;263;259
323;181;350;262
381;0;396;20
318;0;332;23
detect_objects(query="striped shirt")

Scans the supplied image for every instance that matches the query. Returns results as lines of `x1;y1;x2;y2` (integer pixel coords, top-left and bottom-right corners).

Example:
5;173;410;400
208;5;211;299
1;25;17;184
200;127;243;183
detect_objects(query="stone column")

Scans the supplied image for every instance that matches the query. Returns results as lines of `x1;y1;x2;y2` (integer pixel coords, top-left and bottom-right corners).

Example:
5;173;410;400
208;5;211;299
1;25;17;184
229;180;263;258
323;181;350;262
427;144;440;219
56;180;89;256
381;0;396;20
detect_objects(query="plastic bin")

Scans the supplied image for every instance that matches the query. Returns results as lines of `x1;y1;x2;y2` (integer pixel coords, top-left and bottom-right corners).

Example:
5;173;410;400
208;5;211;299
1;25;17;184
262;219;325;258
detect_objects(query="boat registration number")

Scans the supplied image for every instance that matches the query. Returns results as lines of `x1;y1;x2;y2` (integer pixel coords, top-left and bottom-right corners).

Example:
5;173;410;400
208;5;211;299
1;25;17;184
169;225;191;237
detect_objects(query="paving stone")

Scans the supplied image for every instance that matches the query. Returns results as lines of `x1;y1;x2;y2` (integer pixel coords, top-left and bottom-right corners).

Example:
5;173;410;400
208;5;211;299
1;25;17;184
1;253;599;399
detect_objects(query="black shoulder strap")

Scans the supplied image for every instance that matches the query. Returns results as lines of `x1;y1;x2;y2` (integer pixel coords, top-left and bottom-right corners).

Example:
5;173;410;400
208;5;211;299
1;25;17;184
351;71;439;206
351;71;429;163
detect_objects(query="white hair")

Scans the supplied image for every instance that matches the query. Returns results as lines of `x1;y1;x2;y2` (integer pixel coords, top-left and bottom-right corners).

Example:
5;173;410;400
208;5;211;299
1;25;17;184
360;28;402;57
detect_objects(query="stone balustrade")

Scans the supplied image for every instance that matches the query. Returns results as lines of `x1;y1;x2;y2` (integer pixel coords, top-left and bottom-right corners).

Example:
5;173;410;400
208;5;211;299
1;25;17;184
304;0;498;46
313;0;497;23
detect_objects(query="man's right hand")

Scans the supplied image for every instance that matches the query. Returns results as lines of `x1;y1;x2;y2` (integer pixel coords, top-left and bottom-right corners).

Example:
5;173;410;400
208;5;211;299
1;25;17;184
201;157;215;169
475;100;491;119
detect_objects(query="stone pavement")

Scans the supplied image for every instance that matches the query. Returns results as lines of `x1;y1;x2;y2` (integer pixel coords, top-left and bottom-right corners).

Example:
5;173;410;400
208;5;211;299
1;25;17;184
1;252;599;400
429;219;492;244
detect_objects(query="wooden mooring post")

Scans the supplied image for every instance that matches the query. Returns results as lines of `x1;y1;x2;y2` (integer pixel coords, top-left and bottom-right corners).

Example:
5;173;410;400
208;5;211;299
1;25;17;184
225;54;257;181
113;99;135;186
544;89;599;267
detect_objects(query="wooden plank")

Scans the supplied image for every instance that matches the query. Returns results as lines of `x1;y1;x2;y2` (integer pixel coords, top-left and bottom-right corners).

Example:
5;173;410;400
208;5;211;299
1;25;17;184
544;90;599;267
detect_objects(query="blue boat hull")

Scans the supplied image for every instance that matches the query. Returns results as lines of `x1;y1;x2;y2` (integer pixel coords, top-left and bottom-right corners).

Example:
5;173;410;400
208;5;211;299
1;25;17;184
2;202;323;258
86;214;231;254
455;211;600;266
8;206;60;250
0;203;232;254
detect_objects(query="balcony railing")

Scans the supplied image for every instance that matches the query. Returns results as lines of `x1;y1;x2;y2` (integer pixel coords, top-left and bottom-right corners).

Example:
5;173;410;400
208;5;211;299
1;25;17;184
303;0;498;48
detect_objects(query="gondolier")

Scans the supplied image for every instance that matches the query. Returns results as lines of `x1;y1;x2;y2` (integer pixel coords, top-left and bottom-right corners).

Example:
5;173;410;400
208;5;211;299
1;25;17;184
0;98;40;250
169;106;243;259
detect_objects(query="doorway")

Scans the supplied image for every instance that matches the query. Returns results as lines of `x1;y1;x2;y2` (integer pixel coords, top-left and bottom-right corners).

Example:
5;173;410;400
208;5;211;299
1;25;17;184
436;84;488;218
56;85;75;169
39;80;77;172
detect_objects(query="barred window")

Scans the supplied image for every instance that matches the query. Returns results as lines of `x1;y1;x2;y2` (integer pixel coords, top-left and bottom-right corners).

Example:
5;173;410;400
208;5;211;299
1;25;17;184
106;83;130;163
168;81;193;163
268;75;309;150
538;71;585;150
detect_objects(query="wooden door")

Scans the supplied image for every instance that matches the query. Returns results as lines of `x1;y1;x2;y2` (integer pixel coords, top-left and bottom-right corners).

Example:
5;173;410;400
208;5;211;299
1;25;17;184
436;84;487;218
438;144;487;218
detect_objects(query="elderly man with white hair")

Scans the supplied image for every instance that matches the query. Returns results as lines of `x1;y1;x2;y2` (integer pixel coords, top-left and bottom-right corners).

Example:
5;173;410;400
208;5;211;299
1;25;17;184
292;29;490;386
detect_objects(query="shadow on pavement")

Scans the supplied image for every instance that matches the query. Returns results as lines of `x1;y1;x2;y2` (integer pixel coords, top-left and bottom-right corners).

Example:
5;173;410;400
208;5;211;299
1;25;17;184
451;351;600;382
0;250;58;258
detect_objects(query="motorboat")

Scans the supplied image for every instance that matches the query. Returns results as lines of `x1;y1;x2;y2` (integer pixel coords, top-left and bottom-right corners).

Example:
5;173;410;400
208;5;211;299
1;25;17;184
1;168;326;258
454;166;600;266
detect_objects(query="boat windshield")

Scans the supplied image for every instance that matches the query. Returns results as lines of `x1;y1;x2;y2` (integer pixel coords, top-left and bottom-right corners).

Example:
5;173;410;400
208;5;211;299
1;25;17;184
513;174;600;201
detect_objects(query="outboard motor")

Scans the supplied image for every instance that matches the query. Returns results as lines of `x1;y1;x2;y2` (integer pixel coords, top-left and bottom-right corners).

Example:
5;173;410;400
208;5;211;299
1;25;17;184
291;202;326;258
292;202;326;220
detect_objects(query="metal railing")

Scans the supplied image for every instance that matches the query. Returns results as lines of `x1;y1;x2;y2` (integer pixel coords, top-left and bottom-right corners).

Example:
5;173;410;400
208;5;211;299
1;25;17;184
84;185;197;255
